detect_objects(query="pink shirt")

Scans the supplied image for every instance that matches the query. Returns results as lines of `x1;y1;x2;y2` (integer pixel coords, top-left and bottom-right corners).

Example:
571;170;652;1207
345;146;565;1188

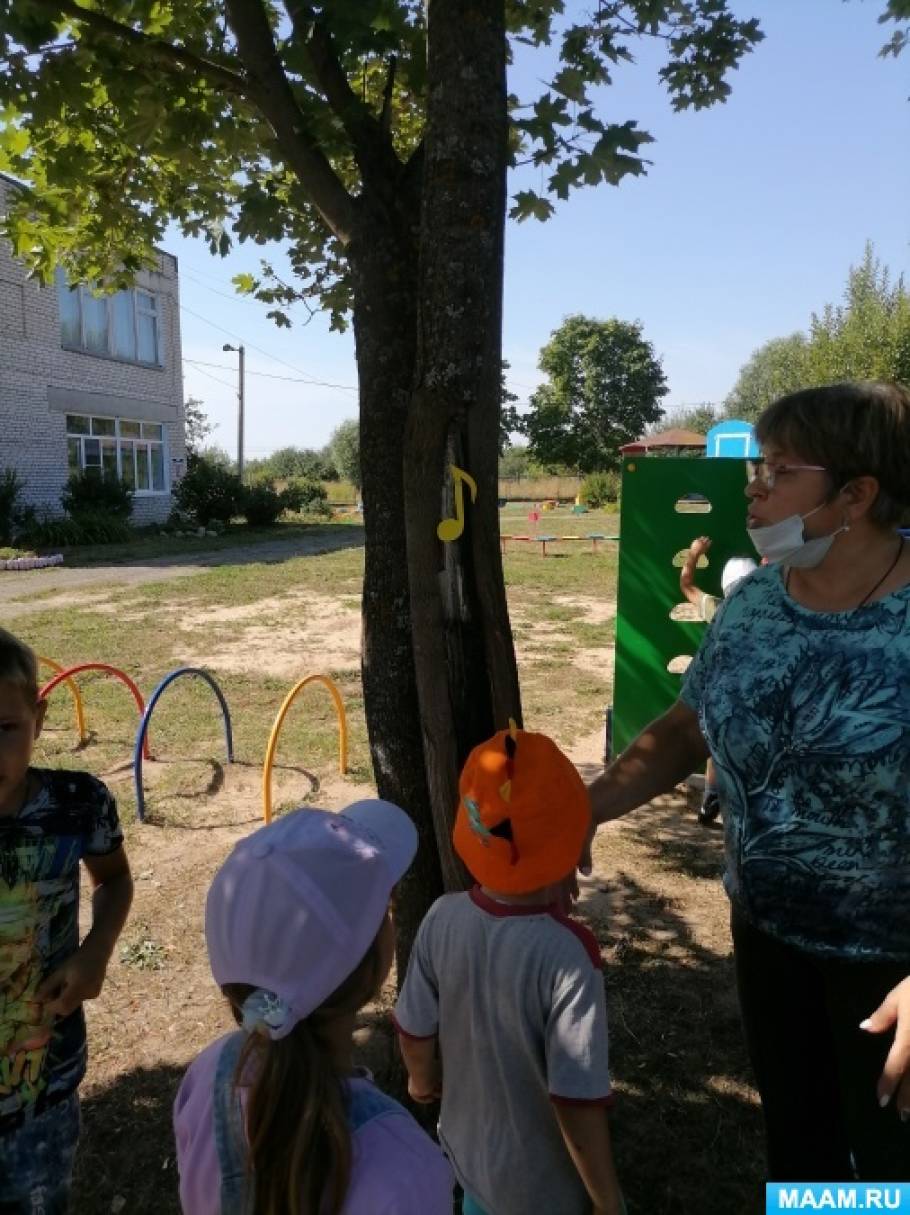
174;1034;453;1215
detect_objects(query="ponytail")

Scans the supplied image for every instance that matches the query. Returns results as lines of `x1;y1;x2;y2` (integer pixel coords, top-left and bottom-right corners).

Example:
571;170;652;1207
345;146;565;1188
222;932;386;1215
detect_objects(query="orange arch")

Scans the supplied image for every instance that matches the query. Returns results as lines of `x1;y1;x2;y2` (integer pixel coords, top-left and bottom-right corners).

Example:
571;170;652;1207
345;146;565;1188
39;663;150;760
262;674;348;823
37;657;88;745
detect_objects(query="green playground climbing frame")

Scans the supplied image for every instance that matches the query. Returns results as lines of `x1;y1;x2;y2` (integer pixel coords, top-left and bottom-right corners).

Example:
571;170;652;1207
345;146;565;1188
612;457;753;755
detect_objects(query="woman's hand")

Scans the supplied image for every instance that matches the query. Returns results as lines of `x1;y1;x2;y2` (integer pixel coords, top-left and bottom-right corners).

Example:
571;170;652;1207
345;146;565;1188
860;975;910;1115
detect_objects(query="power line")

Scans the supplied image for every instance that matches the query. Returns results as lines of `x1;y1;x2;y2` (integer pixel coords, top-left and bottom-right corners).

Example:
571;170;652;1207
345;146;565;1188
179;302;355;388
181;269;259;306
186;361;237;392
183;356;356;393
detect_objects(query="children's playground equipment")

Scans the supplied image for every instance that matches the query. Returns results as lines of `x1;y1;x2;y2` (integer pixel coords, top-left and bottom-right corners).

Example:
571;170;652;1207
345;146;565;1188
611;457;752;756
38;656;88;745
500;532;617;557
38;663;348;825
705;419;759;458
133;667;234;822
40;663;150;758
262;673;348;824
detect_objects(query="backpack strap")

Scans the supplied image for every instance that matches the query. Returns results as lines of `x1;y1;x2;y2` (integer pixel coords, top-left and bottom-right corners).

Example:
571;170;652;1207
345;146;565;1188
213;1033;254;1215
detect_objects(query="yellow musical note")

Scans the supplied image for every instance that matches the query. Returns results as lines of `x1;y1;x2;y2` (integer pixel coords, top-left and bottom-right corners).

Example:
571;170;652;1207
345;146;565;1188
437;465;478;543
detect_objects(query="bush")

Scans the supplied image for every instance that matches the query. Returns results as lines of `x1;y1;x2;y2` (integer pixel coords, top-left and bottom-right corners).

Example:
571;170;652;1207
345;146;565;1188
280;477;330;516
579;471;621;509
21;511;133;548
62;469;133;521
174;454;243;526
241;483;285;528
0;469;35;545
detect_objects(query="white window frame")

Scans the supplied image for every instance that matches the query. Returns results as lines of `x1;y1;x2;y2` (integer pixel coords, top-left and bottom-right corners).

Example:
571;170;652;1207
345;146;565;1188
65;415;169;496
57;272;164;367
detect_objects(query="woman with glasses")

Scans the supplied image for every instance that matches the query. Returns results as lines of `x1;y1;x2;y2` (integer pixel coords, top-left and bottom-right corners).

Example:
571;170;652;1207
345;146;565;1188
586;381;910;1182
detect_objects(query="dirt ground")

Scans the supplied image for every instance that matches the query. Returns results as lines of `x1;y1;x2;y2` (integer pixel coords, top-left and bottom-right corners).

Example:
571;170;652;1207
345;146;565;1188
4;539;764;1214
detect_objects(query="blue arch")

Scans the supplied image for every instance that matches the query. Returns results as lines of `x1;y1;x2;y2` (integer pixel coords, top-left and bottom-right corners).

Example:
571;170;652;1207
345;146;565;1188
133;667;234;822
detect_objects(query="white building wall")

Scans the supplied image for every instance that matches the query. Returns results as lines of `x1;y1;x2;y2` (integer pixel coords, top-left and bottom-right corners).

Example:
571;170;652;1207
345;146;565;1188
0;175;185;526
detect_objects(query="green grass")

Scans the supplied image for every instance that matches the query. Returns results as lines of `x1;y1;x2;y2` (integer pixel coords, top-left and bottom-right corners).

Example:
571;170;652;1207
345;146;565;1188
15;515;620;820
47;518;360;567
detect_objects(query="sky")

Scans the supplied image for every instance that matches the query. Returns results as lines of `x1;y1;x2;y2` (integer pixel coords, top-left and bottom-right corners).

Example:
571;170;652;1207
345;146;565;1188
175;1;910;461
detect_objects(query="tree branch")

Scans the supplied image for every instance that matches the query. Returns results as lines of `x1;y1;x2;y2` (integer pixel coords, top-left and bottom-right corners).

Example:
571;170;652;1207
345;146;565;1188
283;1;402;187
224;0;356;243
28;0;252;96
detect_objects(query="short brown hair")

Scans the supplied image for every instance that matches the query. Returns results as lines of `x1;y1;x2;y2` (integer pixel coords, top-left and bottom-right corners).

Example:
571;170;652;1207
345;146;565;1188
756;381;910;528
0;628;39;702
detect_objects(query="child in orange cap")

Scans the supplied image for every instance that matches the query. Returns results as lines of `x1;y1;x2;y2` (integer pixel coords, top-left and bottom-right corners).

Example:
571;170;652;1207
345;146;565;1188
394;725;625;1215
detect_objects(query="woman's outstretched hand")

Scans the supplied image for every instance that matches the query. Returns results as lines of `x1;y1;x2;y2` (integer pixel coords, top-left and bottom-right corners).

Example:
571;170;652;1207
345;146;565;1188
861;975;910;1116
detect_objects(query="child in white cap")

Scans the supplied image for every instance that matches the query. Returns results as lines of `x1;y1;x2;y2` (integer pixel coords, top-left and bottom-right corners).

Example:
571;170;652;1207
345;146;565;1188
173;801;453;1215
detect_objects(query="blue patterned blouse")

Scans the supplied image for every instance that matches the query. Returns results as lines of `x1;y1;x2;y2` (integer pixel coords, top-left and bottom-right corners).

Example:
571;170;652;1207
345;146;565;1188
681;562;910;959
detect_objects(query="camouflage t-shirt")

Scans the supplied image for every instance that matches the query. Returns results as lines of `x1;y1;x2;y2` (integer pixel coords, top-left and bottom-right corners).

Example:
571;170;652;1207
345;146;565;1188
681;563;910;959
0;769;122;1127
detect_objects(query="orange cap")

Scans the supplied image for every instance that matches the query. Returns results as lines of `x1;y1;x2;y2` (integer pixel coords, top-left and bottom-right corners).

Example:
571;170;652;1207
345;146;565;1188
453;726;590;894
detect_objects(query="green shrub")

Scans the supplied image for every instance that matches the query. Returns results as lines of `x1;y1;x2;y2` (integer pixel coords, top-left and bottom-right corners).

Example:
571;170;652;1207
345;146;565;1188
174;454;243;526
579;471;621;509
241;482;284;528
0;470;35;545
280;477;330;516
62;469;133;521
21;512;133;548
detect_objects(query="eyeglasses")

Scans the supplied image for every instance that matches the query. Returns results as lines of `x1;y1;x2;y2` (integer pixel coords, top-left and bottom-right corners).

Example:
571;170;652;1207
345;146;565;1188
746;459;828;490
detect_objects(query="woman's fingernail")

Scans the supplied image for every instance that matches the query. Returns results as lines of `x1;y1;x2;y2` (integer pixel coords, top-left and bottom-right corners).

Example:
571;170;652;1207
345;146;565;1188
900;1108;910;1123
859;1018;873;1031
880;1093;892;1108
580;865;592;876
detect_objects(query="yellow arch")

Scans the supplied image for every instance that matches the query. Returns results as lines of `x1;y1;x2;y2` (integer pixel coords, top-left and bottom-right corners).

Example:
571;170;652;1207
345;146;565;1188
37;656;88;745
262;674;349;823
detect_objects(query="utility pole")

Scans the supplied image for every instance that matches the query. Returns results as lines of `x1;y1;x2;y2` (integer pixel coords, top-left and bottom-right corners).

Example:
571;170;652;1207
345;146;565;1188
222;343;245;481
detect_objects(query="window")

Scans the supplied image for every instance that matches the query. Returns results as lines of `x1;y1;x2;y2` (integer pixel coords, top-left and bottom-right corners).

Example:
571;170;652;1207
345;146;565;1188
56;271;163;365
65;414;169;495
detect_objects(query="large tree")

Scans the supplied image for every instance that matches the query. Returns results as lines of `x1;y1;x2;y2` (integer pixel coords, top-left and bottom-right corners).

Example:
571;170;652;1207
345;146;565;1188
0;0;764;961
523;315;669;472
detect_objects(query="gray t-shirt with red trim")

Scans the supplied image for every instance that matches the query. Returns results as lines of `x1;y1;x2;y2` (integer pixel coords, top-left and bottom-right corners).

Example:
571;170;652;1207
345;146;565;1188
394;887;612;1215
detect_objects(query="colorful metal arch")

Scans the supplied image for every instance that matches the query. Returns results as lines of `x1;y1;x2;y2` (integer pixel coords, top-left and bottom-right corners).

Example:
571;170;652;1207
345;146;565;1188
39;663;149;760
37;656;88;745
262;674;348;823
133;667;234;822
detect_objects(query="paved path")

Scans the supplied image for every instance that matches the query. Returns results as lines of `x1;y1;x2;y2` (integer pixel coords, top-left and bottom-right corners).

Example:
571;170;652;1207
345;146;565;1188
0;528;363;618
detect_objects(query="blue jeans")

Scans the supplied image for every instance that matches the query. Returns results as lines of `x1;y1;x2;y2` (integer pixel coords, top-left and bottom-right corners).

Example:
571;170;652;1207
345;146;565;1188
0;1094;80;1214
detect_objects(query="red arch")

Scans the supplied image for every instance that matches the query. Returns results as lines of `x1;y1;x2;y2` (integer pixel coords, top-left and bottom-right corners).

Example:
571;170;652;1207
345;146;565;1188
39;664;150;760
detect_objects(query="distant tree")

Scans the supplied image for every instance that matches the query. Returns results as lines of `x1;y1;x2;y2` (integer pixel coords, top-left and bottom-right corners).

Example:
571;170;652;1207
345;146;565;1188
724;334;812;422
267;446;338;481
806;243;910;386
184;397;213;455
656;402;720;435
498;443;533;480
500;361;521;455
524;315;668;473
329;419;361;491
198;445;234;470
725;244;910;421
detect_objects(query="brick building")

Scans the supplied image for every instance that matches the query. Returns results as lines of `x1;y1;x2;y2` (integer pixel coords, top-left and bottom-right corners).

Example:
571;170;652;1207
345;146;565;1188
0;173;186;526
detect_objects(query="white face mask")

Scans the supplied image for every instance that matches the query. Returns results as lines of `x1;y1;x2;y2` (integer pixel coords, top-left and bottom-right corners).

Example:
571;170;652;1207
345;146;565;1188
747;502;849;568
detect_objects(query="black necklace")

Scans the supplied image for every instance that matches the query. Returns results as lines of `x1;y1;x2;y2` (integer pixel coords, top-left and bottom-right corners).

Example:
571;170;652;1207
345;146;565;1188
786;538;905;608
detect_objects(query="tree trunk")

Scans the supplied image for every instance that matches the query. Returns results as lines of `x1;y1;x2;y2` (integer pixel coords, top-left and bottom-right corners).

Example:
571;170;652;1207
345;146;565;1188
349;202;445;975
403;0;521;876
